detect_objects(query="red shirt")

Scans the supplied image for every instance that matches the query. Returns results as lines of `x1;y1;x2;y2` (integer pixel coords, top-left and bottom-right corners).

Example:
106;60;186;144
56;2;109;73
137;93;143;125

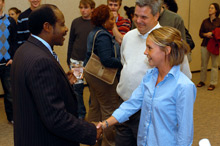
199;17;220;46
109;14;131;35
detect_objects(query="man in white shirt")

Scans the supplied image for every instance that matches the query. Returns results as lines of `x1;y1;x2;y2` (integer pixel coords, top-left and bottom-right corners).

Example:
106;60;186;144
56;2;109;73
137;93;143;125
115;0;191;145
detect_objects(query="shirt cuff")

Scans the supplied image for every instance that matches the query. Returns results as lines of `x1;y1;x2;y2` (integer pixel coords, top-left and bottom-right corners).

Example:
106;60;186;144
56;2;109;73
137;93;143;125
112;108;129;123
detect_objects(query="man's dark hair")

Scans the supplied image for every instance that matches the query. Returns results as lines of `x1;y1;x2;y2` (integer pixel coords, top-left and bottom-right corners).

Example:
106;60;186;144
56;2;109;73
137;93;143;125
28;4;58;35
163;0;178;13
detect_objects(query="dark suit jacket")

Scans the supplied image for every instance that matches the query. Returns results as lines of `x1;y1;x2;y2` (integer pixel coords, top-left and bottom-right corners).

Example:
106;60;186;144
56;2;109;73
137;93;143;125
11;36;97;146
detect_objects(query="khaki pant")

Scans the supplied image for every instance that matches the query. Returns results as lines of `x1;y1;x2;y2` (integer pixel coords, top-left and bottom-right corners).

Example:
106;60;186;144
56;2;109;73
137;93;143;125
200;46;219;85
84;72;120;146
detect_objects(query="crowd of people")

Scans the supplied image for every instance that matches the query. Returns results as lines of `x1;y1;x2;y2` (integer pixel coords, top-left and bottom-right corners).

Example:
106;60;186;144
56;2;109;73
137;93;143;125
0;0;219;145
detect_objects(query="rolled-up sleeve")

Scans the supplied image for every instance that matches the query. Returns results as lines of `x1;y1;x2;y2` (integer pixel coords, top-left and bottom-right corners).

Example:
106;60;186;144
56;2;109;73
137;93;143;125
176;83;196;146
112;81;145;123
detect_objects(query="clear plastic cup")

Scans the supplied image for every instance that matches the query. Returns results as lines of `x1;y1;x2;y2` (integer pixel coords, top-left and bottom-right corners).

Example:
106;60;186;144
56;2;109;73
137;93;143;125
70;59;84;84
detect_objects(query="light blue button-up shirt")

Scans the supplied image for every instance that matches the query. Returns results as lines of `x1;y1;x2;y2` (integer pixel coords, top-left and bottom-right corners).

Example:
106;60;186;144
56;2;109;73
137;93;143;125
113;65;197;146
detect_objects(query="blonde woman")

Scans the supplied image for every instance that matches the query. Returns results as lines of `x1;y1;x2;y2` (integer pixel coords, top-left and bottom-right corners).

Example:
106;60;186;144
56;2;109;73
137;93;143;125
97;26;197;146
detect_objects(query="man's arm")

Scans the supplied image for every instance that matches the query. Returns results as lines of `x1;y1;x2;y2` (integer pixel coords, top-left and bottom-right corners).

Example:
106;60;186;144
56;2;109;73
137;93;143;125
27;58;97;145
176;18;186;40
8;17;18;56
112;14;131;44
7;17;18;66
180;55;192;79
17;14;30;47
67;20;76;65
112;23;124;44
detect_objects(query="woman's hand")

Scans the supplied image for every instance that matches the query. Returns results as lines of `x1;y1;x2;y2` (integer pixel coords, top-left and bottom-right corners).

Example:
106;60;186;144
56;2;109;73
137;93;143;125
203;32;213;38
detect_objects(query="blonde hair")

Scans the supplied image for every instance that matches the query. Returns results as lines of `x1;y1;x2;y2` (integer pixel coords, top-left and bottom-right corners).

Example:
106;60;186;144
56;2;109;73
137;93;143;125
148;26;189;66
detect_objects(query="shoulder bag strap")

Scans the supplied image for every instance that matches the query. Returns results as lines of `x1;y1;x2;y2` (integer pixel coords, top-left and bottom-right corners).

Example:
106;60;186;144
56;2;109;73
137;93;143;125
91;30;102;53
92;30;117;58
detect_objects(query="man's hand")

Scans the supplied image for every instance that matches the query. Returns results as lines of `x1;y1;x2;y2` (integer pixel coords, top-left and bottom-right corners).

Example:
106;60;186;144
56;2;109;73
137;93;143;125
112;11;118;20
66;70;77;85
6;59;13;66
96;122;103;140
96;123;103;141
92;122;103;141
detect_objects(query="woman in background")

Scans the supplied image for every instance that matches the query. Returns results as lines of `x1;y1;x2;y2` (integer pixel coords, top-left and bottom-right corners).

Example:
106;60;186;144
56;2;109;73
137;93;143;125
8;7;21;23
124;6;136;29
84;4;122;146
197;3;220;90
97;27;197;146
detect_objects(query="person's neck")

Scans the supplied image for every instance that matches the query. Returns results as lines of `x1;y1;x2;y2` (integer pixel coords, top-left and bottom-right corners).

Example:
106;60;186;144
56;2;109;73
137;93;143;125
0;10;3;16
160;7;164;14
158;65;171;78
210;14;216;22
37;33;52;47
140;22;158;35
30;6;37;11
82;16;91;20
156;63;171;86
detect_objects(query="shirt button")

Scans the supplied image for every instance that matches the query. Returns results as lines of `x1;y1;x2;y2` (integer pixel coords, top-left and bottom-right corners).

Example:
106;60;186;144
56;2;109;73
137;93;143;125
144;136;147;139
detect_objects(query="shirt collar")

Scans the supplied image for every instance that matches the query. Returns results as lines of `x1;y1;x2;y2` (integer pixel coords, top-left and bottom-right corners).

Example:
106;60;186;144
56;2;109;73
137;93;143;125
137;22;161;39
116;14;122;23
31;34;53;55
149;65;181;80
209;17;218;22
168;65;180;80
0;12;5;19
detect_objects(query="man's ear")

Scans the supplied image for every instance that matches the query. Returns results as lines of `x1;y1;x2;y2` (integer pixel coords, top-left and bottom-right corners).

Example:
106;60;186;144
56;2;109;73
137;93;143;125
154;12;160;21
165;46;171;55
43;22;52;33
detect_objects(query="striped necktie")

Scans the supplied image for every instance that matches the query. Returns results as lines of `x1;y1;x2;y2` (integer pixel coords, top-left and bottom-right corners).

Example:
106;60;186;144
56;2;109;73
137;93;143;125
52;52;60;63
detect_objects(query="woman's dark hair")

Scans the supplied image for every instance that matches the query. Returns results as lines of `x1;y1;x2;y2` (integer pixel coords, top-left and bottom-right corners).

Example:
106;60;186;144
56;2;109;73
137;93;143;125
163;0;178;13
91;4;110;26
28;4;58;35
124;6;135;21
211;3;220;17
9;7;21;14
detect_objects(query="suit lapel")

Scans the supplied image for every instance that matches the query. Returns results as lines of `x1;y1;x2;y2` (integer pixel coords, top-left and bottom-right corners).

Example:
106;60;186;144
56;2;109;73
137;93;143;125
27;36;76;98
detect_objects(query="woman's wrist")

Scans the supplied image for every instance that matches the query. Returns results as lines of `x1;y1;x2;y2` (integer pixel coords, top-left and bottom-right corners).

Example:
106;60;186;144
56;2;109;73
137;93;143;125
101;120;109;130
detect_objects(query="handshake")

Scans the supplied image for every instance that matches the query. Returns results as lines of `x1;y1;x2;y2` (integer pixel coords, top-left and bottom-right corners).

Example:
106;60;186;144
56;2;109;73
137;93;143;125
93;121;109;142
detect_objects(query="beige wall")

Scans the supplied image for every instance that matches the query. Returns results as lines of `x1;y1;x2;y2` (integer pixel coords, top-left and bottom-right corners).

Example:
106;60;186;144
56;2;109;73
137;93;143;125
188;0;220;71
1;0;220;94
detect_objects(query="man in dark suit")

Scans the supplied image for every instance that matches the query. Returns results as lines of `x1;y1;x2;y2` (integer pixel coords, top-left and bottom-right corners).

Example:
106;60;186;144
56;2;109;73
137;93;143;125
11;4;100;146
